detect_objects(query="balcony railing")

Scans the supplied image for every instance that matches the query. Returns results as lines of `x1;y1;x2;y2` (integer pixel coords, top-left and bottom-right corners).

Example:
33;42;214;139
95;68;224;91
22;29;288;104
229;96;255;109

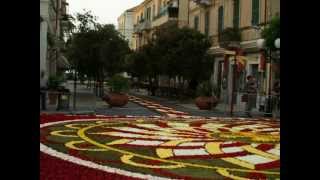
133;20;152;33
192;0;212;6
153;7;178;21
218;28;242;49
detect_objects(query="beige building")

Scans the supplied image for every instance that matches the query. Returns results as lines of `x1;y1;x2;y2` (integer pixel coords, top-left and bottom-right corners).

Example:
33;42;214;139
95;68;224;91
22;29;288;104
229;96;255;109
117;7;135;49
123;0;280;112
40;0;70;87
131;0;189;50
189;0;280;111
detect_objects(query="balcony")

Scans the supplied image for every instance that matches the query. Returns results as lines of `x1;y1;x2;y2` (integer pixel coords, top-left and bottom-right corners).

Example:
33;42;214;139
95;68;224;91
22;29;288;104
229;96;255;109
192;0;212;6
152;7;178;28
133;19;152;33
218;28;242;49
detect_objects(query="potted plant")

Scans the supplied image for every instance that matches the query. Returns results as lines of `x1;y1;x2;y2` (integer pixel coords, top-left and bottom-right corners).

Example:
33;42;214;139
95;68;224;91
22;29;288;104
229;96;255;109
103;75;130;107
195;81;219;110
47;75;64;105
219;27;241;49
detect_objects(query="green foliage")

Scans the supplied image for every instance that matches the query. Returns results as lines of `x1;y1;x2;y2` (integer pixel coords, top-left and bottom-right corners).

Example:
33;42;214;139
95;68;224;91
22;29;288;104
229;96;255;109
75;10;99;33
47;75;64;90
262;16;280;49
127;24;213;84
66;10;130;82
219;27;241;42
108;75;130;93
196;81;220;97
196;81;212;97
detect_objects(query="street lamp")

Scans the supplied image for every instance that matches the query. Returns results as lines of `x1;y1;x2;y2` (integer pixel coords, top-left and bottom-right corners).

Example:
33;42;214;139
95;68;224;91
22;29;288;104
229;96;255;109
274;38;280;49
256;39;265;49
257;38;279;117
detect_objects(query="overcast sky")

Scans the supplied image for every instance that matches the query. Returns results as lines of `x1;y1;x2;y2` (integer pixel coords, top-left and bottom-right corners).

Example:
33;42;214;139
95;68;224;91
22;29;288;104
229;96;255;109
68;0;143;28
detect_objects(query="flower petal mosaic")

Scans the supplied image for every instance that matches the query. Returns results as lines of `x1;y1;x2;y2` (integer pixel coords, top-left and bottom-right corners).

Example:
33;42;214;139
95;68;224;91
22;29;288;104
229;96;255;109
40;114;279;179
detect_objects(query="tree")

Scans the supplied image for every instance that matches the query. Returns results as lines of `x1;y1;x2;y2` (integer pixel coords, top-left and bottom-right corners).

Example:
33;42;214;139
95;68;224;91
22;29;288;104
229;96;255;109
153;24;213;90
261;16;280;50
66;10;130;96
127;24;213;97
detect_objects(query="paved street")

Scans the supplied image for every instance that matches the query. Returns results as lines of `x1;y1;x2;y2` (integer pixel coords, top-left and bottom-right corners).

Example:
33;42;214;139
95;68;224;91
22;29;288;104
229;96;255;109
129;89;268;118
41;81;272;119
41;81;160;116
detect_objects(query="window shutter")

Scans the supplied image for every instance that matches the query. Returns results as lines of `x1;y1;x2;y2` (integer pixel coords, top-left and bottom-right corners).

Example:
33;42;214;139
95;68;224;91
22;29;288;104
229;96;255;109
194;16;199;31
233;0;240;28
218;6;224;33
252;0;260;25
205;11;210;36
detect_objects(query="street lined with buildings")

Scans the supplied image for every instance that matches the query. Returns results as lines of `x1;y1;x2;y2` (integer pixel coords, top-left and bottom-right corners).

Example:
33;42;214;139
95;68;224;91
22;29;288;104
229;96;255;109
118;0;280;117
40;1;280;179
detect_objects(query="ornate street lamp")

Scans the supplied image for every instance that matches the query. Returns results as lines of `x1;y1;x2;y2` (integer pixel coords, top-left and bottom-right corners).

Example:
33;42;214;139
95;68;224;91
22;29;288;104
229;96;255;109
257;37;280;116
256;38;266;49
274;38;280;49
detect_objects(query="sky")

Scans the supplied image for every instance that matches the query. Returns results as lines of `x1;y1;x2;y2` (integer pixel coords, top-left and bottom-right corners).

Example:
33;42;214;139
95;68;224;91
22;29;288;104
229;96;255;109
68;0;143;28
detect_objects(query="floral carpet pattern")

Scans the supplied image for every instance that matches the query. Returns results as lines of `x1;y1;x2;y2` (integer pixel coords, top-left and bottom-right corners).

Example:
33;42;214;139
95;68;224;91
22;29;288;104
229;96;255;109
128;96;191;118
40;114;280;179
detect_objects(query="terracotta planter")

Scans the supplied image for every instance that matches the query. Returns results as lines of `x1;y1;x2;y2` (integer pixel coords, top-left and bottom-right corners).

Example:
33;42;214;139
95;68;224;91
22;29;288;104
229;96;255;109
48;91;58;105
195;96;218;110
103;93;128;107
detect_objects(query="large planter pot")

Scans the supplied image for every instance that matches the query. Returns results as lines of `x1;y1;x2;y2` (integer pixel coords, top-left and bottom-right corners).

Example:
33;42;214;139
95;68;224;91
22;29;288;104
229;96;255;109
48;91;58;105
103;93;129;107
195;96;218;110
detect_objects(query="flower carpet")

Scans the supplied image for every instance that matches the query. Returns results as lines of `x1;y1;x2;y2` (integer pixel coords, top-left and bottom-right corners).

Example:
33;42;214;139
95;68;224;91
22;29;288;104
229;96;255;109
40;114;279;179
128;96;191;118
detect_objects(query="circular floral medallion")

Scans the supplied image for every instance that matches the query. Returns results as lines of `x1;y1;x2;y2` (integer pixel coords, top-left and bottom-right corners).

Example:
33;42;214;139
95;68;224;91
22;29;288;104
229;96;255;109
40;114;280;179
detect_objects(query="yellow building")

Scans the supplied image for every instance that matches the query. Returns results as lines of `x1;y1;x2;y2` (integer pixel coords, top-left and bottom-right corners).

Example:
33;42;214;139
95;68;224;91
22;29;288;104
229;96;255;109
189;0;280;112
131;0;189;50
123;0;280;112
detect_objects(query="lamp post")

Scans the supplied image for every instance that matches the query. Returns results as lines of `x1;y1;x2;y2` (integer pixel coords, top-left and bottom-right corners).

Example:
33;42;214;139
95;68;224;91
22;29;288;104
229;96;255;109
257;38;279;117
257;38;271;116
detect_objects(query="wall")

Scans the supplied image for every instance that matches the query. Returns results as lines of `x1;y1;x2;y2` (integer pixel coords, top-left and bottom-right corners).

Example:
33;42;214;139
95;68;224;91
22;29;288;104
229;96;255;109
178;0;189;27
40;0;50;87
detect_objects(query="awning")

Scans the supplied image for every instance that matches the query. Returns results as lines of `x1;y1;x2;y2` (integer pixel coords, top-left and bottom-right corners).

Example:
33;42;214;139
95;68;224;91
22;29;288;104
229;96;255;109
57;55;70;69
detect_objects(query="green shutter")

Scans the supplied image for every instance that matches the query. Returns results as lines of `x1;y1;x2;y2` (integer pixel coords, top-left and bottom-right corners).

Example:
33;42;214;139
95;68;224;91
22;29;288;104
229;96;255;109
194;16;199;30
252;0;260;25
233;0;240;28
205;11;210;36
218;6;224;33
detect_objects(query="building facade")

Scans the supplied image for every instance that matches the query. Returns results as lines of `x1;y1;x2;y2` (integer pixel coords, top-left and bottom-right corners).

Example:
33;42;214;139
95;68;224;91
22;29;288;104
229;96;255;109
40;0;70;87
122;0;280;112
118;8;135;50
189;0;280;112
130;0;189;50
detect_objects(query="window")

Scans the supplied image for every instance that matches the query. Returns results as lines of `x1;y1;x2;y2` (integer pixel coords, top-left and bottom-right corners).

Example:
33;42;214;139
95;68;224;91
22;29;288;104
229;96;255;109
250;64;260;89
250;64;258;79
146;7;151;21
205;11;210;36
252;0;260;25
218;6;224;33
152;4;155;19
233;0;240;28
194;16;199;31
